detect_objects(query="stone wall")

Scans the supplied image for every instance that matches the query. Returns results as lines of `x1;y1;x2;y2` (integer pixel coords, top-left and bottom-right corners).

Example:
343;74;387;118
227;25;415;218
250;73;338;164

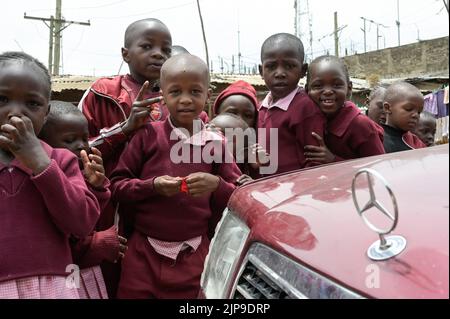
343;37;449;79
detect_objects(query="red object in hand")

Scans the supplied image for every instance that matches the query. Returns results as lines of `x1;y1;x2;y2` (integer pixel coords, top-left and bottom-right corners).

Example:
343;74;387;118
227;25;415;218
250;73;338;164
149;104;162;121
180;177;189;194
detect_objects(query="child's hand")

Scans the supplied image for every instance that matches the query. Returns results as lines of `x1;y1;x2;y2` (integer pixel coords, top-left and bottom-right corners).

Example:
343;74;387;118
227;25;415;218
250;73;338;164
115;235;128;263
304;132;336;164
0;116;50;174
94;226;128;263
81;147;106;188
249;143;270;169
154;175;182;197
186;172;220;198
122;81;163;136
236;174;254;186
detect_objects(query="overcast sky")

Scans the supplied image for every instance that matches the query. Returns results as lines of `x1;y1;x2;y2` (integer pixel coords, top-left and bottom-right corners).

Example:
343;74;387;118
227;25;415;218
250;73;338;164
2;0;448;76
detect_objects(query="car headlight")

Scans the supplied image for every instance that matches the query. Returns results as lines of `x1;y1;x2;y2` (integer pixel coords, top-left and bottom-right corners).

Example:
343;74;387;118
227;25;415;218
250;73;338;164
201;208;250;299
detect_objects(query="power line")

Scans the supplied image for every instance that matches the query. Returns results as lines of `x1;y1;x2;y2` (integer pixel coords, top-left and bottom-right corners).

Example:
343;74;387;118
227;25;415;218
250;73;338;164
91;1;194;20
24;0;90;75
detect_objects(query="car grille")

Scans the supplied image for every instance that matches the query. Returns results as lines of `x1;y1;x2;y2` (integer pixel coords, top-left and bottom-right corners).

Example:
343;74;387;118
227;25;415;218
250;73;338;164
231;243;362;299
234;261;289;299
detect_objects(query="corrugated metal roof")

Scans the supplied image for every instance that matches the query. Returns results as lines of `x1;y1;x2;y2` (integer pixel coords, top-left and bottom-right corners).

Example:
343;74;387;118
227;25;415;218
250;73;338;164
51;74;448;93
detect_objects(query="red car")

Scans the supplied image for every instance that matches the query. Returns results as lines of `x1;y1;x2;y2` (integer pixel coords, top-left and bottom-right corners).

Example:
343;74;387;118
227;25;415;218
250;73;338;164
201;145;449;299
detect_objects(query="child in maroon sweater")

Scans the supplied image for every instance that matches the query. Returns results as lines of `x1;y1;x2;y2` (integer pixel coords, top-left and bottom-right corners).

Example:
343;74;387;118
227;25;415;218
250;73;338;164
111;54;241;299
39;101;128;299
0;52;99;298
78;18;172;297
304;55;385;163
257;33;324;176
382;82;427;153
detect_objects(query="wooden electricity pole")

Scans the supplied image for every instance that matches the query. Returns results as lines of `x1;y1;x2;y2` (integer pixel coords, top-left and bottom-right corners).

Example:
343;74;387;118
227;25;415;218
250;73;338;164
24;0;90;75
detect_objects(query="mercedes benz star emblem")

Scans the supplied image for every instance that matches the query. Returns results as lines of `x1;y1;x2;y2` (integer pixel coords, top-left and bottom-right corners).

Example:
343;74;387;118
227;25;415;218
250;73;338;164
352;168;407;261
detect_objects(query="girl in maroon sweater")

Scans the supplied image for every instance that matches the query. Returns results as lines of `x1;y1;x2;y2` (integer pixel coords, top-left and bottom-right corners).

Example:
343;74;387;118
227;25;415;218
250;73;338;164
39;101;128;299
0;52;100;298
111;54;241;299
304;55;385;163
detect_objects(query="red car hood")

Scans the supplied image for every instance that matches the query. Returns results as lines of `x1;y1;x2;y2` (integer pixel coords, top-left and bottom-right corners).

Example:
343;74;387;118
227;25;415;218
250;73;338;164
228;145;449;299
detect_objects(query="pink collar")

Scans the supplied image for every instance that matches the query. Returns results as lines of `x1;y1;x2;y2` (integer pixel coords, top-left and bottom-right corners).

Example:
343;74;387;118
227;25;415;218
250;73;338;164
259;87;300;111
168;117;222;146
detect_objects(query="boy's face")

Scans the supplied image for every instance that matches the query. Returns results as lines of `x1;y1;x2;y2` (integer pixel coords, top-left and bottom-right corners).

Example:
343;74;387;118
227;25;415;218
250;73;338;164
162;69;210;131
122;23;172;84
385;94;424;132
0;62;50;140
43;113;90;158
217;95;256;128
307;60;352;118
413;116;436;147
367;93;386;124
260;43;306;101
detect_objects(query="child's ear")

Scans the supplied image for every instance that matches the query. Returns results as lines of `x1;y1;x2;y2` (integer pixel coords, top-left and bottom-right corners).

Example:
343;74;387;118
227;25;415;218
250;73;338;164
347;81;353;99
121;47;130;63
258;64;263;77
384;102;392;114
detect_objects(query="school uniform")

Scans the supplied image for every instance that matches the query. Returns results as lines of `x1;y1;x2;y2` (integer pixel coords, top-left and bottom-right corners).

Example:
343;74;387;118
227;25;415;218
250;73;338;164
323;101;385;160
70;180;113;299
110;117;241;299
382;124;427;153
0;142;100;298
78;74;209;297
257;87;325;176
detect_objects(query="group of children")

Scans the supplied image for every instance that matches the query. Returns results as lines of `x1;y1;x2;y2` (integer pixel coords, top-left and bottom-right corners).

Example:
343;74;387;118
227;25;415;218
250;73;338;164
0;17;436;299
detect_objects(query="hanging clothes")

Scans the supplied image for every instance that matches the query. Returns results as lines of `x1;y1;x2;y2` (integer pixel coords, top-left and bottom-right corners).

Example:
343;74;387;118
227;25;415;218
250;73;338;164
423;93;438;115
444;86;449;105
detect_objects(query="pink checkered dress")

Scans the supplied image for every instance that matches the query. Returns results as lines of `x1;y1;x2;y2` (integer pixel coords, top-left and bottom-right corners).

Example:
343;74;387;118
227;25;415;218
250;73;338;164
77;266;108;299
0;276;79;299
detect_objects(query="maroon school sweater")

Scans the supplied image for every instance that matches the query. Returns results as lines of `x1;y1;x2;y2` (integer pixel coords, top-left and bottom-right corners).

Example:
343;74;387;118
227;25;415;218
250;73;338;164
324;101;385;161
110;118;241;241
0;142;100;282
257;89;325;176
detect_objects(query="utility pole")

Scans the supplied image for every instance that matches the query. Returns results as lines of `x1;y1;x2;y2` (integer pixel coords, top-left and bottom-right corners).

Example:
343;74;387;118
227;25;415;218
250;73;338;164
237;14;241;74
361;17;388;51
396;0;401;46
196;0;210;71
334;12;339;56
231;55;235;74
53;0;62;75
48;16;54;72
294;0;313;61
360;17;367;53
24;0;90;75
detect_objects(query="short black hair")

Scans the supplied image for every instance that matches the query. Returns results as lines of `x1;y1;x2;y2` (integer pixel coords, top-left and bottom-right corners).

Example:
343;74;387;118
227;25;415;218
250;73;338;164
0;51;51;99
261;33;305;62
385;81;422;105
39;101;85;139
306;55;350;88
368;86;387;102
160;54;210;88
124;18;170;48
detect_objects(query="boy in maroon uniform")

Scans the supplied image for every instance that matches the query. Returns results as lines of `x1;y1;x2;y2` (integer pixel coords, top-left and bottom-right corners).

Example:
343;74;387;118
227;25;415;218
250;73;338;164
111;54;241;299
257;33;324;176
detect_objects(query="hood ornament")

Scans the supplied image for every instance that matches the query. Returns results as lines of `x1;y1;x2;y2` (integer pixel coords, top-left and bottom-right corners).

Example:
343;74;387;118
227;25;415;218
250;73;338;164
352;168;407;261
